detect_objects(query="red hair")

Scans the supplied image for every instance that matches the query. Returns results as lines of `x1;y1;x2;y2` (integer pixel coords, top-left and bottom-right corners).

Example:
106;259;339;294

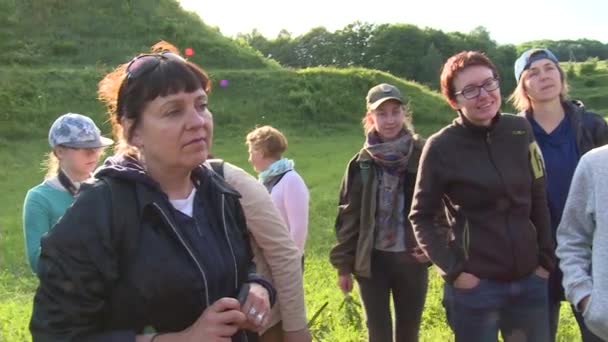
440;51;498;108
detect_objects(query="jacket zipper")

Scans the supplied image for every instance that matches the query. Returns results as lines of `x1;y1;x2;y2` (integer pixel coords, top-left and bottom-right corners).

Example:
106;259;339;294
485;131;517;275
220;195;248;342
463;219;470;260
152;202;210;307
529;220;537;234
221;194;240;289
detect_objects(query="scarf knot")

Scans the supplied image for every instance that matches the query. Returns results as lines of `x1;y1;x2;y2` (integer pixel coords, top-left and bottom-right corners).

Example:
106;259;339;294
258;158;294;189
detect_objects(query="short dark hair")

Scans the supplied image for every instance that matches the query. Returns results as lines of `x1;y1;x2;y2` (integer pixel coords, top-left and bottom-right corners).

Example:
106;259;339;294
440;51;498;108
98;41;211;155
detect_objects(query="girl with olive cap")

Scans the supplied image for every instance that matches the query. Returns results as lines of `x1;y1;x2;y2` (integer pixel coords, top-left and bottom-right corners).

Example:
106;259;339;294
510;48;608;342
330;83;430;342
23;113;113;274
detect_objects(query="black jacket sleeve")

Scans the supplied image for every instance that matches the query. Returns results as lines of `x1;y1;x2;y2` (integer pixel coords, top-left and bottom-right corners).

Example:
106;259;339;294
409;138;464;283
30;182;133;342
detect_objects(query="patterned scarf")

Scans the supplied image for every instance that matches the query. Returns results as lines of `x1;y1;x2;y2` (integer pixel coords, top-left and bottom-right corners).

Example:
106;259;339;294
363;130;414;175
364;130;414;249
258;158;294;190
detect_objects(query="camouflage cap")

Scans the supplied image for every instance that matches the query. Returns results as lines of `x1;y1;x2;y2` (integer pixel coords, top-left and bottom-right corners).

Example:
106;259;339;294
48;113;114;149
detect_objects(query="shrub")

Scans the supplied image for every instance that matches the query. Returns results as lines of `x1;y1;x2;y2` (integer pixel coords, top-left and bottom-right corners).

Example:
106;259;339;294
579;57;599;75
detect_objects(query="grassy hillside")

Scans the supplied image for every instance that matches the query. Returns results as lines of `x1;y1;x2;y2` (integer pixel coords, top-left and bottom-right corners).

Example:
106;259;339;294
0;65;453;143
0;0;276;69
565;59;608;115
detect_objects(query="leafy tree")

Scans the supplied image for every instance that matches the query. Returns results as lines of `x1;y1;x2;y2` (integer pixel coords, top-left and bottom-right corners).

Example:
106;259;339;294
293;27;338;67
334;21;376;66
417;43;443;88
237;21;608;92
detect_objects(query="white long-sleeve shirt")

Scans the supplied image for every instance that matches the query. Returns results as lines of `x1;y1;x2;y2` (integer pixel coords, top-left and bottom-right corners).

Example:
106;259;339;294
270;170;309;255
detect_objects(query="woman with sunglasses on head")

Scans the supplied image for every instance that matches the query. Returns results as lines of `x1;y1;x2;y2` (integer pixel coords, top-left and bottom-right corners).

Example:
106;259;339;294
23;113;113;275
330;83;431;342
510;48;608;342
29;41;275;342
410;51;555;342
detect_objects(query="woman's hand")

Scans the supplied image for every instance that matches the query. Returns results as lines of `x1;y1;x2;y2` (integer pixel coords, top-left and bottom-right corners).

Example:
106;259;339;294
411;246;430;263
180;297;246;342
453;272;480;290
534;266;550;279
337;273;353;293
240;283;271;332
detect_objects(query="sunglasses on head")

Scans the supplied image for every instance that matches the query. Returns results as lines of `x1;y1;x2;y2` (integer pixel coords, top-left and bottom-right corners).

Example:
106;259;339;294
125;51;186;81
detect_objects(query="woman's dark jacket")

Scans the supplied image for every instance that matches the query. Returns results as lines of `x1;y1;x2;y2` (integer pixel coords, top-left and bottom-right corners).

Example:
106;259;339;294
30;156;274;342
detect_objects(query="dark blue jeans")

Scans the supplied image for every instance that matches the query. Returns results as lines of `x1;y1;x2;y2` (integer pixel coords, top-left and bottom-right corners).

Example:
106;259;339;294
356;250;429;342
443;273;550;342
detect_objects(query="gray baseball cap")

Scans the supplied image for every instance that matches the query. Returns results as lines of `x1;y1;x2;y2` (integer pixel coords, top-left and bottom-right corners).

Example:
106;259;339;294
366;83;404;110
48;113;114;149
514;48;560;83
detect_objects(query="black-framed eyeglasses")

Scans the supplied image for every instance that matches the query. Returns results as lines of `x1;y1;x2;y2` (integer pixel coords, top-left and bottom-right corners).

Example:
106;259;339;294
125;51;186;81
454;77;500;100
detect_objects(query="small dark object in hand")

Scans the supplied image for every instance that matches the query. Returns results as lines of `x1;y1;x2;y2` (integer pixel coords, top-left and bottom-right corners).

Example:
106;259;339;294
237;283;250;305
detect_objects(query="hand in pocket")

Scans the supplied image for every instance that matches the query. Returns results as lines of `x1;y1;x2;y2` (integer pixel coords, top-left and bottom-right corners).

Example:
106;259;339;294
453;272;480;290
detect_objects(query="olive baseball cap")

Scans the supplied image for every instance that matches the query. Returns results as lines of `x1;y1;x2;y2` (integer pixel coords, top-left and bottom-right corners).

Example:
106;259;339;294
366;83;404;110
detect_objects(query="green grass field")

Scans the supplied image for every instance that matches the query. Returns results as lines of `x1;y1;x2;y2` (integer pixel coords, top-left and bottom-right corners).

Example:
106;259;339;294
3;56;607;342
0;131;585;342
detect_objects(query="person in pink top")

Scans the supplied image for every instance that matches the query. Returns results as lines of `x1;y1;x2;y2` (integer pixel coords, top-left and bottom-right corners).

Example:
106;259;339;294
246;126;309;258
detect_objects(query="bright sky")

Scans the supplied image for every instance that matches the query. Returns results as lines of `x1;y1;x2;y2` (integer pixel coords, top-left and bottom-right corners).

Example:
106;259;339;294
178;0;607;44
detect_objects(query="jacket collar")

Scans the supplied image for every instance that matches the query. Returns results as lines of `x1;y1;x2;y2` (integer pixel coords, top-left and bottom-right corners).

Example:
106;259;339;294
519;100;585;143
95;155;240;217
518;100;584;121
454;111;501;136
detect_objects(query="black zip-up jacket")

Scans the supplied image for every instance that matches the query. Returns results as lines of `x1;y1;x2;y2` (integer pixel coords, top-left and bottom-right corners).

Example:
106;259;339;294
410;113;555;284
521;99;608;301
520;100;608;158
30;156;274;342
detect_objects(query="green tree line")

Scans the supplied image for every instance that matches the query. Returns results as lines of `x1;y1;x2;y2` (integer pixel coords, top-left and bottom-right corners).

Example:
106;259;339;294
237;22;608;93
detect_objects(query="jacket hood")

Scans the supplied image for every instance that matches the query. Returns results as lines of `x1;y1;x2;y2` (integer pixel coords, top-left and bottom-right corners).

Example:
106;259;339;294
518;99;585;118
95;155;160;190
95;155;241;198
565;99;585;114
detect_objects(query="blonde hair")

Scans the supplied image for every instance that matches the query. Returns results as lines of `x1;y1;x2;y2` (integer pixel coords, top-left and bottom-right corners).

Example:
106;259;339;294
245;126;288;159
509;63;570;112
41;146;108;180
362;103;416;136
42;151;60;180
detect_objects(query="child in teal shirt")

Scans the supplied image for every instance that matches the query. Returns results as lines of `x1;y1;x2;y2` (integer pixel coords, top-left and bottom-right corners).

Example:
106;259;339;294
23;113;113;274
